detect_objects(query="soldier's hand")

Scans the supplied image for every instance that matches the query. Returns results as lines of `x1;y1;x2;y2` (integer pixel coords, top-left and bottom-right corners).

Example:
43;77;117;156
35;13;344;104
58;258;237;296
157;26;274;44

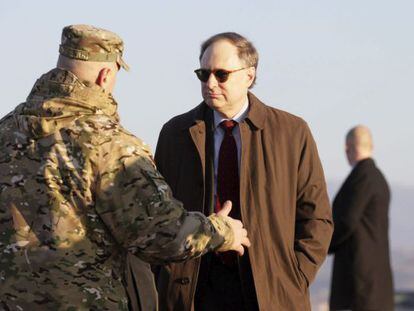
217;201;251;255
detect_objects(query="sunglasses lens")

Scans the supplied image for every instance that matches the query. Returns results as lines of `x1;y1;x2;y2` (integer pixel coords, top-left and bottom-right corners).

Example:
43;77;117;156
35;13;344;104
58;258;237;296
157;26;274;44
195;69;210;82
214;70;230;83
194;69;232;83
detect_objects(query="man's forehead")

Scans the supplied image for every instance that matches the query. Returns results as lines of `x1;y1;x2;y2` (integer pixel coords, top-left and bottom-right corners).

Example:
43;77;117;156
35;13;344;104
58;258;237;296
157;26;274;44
200;40;242;68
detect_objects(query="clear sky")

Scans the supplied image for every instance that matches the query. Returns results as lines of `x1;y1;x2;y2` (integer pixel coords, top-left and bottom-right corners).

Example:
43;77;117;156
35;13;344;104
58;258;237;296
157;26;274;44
1;0;413;188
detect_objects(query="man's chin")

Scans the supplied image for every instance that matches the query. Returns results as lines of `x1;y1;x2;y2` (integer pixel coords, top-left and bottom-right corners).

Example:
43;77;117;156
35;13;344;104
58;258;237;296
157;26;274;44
205;98;224;110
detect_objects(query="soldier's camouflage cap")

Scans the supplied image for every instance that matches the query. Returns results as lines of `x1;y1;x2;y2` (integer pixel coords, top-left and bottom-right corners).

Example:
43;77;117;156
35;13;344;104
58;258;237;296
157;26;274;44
59;24;130;71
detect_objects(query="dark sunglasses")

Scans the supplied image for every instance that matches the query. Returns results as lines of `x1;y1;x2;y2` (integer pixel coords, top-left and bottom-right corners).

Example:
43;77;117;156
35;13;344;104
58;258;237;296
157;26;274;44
194;67;248;83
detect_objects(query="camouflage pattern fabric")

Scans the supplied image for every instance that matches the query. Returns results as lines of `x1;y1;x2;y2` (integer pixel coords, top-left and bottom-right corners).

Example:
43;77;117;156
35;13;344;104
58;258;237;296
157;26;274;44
59;24;129;71
0;68;233;310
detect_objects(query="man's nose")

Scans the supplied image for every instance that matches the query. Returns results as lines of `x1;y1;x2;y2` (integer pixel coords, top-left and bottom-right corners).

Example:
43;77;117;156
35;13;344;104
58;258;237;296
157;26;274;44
206;72;219;88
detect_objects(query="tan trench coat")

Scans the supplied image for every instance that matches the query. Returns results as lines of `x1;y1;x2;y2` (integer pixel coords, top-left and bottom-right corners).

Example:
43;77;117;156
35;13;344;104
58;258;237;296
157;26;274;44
154;93;333;310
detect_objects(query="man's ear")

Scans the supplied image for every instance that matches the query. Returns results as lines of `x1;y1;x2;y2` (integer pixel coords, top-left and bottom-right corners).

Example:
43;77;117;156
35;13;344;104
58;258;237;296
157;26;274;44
96;67;111;88
246;67;256;88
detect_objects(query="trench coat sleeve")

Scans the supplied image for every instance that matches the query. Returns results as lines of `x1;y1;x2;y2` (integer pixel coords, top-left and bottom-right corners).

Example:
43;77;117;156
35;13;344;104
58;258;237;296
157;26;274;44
294;123;333;285
328;171;371;253
154;124;169;177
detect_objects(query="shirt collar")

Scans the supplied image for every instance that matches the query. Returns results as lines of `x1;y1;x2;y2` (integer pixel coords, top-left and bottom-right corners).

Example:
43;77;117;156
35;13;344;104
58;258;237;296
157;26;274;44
213;99;249;130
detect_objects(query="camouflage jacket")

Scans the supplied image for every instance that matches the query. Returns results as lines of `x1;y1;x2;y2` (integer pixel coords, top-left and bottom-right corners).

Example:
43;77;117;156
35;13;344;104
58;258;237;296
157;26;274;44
0;69;233;310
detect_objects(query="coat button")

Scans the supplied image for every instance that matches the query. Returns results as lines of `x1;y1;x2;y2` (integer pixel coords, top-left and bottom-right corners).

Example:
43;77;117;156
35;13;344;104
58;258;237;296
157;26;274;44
175;277;190;285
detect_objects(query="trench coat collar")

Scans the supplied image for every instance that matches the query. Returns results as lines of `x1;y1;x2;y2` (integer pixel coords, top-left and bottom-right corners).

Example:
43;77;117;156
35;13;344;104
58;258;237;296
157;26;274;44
245;92;267;130
180;92;267;131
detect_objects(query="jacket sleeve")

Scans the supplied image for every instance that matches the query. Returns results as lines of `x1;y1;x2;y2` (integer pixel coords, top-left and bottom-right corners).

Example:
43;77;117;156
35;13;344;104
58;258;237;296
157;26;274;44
329;172;371;252
94;131;234;265
294;123;333;286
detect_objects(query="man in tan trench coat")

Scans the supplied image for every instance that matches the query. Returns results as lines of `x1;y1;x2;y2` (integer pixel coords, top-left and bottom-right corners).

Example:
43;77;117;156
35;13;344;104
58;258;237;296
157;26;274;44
154;32;333;311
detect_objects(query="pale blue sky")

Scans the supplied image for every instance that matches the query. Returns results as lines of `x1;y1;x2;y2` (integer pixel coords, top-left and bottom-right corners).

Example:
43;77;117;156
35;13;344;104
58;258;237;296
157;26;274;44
1;0;413;188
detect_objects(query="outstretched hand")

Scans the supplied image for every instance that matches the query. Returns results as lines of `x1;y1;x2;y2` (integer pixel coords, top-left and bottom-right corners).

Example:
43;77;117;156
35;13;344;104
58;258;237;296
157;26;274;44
217;201;251;255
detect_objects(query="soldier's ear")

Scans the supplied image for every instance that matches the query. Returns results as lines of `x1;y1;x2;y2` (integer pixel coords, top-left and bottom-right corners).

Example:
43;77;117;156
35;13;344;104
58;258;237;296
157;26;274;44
96;68;111;88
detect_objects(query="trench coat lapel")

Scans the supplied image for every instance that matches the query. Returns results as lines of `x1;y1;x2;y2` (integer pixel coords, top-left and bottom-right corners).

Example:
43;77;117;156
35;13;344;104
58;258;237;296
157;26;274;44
189;120;206;184
188;106;215;215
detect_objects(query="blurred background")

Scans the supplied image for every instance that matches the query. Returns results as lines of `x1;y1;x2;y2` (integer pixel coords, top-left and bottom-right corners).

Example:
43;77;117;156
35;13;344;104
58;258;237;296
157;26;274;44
1;1;413;309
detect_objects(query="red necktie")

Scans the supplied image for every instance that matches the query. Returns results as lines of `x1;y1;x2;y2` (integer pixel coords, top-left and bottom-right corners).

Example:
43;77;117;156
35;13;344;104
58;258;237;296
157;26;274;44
216;120;240;265
216;120;240;216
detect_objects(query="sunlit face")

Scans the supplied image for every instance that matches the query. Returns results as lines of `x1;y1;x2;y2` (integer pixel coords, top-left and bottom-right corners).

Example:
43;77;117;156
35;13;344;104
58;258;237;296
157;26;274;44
199;40;255;118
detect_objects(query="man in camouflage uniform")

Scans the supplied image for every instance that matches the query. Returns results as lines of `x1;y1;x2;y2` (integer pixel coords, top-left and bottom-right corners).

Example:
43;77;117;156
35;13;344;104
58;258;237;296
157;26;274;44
0;25;250;310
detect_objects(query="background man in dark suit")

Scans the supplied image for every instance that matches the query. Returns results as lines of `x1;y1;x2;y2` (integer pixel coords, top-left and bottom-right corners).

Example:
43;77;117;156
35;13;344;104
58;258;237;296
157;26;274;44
329;125;394;311
154;32;333;311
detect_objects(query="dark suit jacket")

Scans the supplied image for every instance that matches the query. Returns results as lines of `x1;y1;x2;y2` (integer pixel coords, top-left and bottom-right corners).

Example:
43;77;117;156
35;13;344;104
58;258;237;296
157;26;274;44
329;158;394;310
154;93;333;311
